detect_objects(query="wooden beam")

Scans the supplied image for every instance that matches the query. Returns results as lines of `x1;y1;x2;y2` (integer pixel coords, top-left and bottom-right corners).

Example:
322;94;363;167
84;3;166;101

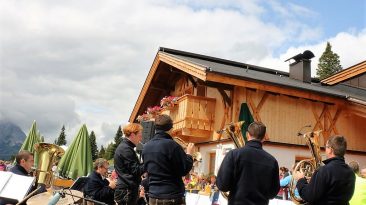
312;104;326;131
187;75;197;87
206;72;345;106
327;107;342;135
217;88;232;106
322;61;366;85
201;80;234;90
247;90;269;140
159;52;207;81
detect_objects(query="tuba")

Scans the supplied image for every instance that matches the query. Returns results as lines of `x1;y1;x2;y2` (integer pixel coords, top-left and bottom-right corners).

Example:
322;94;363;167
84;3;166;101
216;121;246;199
289;130;322;204
34;143;65;188
173;137;202;162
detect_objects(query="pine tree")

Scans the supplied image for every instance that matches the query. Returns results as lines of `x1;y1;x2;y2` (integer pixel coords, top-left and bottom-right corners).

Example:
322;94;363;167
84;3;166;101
40;136;45;142
98;145;106;158
55;125;67;146
316;42;342;80
110;126;123;159
105;143;115;160
89;131;99;161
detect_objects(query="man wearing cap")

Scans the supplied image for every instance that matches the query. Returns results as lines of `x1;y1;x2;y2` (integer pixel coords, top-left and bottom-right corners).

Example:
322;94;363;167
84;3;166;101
142;114;194;205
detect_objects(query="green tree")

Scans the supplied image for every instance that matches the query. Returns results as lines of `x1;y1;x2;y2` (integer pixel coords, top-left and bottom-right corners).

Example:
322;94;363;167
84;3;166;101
89;131;99;161
316;42;342;80
98;145;106;158
104;142;115;160
110;126;123;159
40;136;45;142
55;125;67;146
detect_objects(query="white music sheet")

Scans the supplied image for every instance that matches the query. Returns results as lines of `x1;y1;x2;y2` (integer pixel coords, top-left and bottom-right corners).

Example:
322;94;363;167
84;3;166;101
0;171;35;202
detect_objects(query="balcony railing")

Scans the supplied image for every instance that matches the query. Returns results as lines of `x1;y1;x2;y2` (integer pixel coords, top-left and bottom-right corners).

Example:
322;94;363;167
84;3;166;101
161;95;216;142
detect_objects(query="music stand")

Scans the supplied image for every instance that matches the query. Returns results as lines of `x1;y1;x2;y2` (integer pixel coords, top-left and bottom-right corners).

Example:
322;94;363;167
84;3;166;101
70;176;89;192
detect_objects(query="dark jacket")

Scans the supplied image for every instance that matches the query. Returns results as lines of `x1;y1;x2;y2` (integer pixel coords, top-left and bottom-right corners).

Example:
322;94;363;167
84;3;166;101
114;137;144;190
216;140;280;205
84;171;115;205
142;130;193;199
296;157;356;205
10;164;29;176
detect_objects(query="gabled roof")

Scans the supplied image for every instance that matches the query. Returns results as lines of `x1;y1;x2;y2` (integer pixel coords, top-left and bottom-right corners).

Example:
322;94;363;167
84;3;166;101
129;47;366;122
321;60;366;85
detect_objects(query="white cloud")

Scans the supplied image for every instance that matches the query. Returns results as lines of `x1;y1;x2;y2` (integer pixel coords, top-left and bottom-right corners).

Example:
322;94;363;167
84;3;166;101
254;29;366;76
0;0;365;147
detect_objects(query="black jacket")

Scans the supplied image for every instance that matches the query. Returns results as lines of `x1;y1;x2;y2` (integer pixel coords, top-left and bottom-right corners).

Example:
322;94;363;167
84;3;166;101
84;171;115;205
114;137;144;189
216;140;280;205
10;164;29;176
142;130;193;199
296;156;355;205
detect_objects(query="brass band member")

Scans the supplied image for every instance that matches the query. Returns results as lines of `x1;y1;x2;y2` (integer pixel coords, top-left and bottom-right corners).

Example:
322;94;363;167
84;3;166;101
114;123;144;205
0;151;37;205
84;158;116;205
217;122;280;205
142;114;194;205
295;135;355;205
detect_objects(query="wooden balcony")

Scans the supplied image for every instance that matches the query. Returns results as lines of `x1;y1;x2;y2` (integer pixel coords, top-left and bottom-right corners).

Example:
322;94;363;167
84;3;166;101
161;95;216;142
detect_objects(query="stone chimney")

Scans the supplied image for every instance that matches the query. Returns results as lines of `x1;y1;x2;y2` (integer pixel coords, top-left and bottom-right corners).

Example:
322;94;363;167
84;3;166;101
286;50;315;83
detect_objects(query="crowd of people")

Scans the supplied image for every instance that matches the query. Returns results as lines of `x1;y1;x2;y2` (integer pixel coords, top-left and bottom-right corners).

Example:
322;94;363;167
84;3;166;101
0;160;13;171
1;114;366;205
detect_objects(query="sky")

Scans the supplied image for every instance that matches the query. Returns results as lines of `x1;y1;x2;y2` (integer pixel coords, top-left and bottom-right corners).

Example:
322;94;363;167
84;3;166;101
0;0;365;147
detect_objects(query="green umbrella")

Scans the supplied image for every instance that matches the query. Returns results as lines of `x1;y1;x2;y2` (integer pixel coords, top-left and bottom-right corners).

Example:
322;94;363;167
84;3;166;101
238;103;254;142
57;124;93;179
18;121;41;166
19;120;41;153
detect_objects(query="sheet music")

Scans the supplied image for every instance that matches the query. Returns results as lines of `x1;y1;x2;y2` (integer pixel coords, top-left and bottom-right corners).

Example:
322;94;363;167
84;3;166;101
0;171;12;192
0;171;35;202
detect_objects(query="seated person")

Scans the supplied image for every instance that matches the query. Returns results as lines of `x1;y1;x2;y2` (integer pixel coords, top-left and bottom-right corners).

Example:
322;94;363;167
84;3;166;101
0;151;37;205
84;158;116;205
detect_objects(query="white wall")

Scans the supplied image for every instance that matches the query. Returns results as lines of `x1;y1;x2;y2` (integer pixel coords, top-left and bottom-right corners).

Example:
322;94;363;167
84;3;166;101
264;144;366;169
196;143;366;176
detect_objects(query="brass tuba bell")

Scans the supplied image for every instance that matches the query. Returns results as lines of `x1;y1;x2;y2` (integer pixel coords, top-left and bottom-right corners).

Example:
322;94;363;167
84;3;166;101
289;130;322;204
34;143;65;188
216;121;246;199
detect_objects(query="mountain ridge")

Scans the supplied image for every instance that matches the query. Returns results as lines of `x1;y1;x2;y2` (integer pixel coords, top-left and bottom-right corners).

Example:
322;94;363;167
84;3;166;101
0;120;26;160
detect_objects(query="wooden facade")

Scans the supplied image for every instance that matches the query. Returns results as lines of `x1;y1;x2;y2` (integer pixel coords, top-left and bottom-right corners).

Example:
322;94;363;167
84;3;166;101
129;48;366;170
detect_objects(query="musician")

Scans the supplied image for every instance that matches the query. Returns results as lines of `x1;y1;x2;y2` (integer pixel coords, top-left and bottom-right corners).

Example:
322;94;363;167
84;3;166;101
10;150;34;176
142;114;194;205
216;121;280;205
84;158;116;205
114;123;144;205
0;151;36;205
295;135;355;205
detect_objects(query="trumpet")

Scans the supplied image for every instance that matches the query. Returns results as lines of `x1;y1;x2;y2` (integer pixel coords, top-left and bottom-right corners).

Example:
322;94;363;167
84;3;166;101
173;137;202;162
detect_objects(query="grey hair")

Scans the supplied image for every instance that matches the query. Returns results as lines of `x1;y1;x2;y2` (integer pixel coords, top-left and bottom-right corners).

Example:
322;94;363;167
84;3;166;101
93;158;108;170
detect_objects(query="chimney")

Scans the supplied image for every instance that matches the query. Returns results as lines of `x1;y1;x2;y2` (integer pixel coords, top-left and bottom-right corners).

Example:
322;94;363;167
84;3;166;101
285;50;315;83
